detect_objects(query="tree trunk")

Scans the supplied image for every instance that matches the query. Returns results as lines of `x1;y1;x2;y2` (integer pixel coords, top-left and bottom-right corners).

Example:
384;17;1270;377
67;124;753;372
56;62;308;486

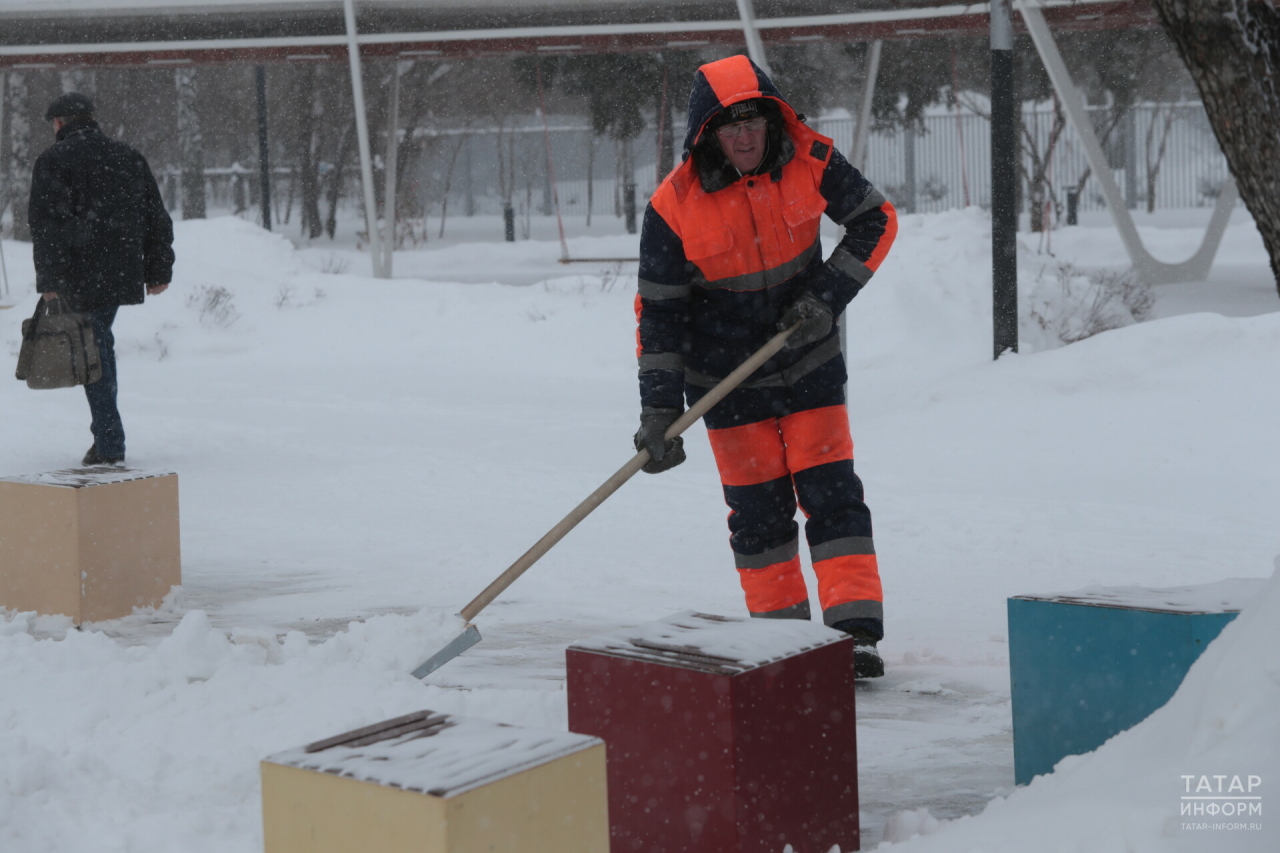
585;135;594;227
621;135;637;234
298;67;324;240
175;68;206;220
1152;0;1280;295
438;134;467;239
656;61;675;181
1019;101;1066;233
326;120;355;239
1145;106;1177;214
7;72;32;241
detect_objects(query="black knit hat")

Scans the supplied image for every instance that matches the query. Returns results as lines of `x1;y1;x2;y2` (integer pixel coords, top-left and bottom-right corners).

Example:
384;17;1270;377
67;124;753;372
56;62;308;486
45;92;95;121
708;98;767;132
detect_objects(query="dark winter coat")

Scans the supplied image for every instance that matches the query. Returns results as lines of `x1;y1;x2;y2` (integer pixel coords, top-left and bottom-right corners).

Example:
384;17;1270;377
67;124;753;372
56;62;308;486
635;56;896;411
29;118;174;310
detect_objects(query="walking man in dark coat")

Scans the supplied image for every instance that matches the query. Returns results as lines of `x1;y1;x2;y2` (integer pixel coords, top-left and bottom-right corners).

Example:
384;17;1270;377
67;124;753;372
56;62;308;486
28;92;174;467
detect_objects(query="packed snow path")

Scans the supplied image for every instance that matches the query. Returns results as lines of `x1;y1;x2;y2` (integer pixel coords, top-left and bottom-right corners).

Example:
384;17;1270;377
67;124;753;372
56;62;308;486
1;209;1276;851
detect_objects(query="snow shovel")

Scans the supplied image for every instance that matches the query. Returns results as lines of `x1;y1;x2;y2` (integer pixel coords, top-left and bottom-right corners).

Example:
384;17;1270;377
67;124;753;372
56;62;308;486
411;322;802;679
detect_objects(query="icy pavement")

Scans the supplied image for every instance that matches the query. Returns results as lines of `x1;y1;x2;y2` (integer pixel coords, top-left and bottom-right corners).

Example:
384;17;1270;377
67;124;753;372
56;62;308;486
2;210;1277;851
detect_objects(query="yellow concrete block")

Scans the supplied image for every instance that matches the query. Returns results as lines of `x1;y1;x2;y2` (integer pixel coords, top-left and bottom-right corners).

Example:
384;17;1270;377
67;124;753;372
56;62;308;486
262;710;609;853
0;468;181;623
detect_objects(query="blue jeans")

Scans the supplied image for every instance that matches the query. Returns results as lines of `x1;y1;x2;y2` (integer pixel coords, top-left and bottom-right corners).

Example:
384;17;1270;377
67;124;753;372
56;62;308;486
83;305;125;459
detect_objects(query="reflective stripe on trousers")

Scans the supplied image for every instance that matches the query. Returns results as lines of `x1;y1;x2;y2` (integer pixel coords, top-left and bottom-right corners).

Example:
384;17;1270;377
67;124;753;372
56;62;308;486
707;402;883;625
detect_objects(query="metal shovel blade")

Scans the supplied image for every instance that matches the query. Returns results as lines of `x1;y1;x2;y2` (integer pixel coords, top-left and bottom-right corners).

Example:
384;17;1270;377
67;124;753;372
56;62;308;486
411;623;482;679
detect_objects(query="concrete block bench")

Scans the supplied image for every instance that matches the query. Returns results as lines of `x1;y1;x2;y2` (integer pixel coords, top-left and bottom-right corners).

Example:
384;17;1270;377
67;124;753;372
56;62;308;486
1008;579;1264;785
262;709;609;853
0;468;180;623
567;610;858;853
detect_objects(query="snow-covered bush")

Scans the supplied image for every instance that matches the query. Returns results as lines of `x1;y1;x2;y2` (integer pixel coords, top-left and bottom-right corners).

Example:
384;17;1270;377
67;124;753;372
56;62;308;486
316;252;350;275
186;284;239;328
1022;261;1153;350
273;282;325;309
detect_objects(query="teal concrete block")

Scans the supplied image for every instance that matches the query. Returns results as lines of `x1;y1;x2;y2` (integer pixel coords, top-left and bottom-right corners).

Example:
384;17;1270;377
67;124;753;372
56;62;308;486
1007;584;1258;786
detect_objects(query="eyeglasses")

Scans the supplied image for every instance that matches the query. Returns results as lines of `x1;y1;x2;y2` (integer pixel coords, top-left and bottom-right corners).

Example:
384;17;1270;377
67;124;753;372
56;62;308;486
715;118;767;139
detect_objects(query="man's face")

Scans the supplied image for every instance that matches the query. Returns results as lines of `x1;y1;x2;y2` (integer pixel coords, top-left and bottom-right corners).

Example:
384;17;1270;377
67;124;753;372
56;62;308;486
51;118;65;136
716;117;768;173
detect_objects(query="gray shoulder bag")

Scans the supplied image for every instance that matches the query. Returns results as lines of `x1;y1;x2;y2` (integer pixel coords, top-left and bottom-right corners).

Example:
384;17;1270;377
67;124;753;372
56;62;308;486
14;297;102;389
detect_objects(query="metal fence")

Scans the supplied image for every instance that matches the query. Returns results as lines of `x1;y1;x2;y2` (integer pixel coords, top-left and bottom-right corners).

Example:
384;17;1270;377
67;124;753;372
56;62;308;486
173;100;1228;229
407;122;667;223
811;102;1231;219
405;101;1229;227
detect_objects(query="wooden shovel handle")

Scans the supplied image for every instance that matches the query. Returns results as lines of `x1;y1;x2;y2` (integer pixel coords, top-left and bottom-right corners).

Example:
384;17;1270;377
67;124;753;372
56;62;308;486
458;323;799;622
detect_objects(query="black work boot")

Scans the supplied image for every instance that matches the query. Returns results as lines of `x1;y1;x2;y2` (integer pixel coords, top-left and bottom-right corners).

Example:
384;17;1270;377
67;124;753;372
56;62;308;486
832;619;885;679
83;444;125;467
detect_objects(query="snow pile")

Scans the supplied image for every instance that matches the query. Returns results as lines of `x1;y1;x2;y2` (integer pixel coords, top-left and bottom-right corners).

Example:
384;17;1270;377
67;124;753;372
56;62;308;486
882;807;943;844
0;608;565;852
881;563;1280;852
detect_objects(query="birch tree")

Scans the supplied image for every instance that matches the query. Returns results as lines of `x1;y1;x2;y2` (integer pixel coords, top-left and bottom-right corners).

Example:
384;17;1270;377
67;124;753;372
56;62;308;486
6;72;31;241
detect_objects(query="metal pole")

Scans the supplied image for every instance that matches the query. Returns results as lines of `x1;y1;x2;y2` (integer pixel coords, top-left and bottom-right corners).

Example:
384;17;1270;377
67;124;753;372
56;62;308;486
381;61;403;278
852;40;882;171
254;65;271;232
343;0;384;278
990;0;1018;359
734;0;772;76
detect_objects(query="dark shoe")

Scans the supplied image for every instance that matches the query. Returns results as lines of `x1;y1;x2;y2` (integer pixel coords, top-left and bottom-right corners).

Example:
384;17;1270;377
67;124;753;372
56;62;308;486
853;643;885;679
83;444;124;467
832;620;886;679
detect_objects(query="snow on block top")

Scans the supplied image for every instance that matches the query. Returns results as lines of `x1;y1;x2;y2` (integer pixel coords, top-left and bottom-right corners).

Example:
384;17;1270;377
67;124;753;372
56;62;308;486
1014;578;1267;615
567;610;847;675
264;710;603;798
0;468;175;489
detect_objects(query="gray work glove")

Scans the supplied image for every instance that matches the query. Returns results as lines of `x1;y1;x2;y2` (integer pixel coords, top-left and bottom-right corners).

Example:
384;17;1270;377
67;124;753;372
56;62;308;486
633;407;686;474
777;290;834;349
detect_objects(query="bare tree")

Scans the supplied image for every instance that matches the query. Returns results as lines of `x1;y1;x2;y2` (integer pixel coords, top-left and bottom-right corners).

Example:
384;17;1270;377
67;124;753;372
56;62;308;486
325;121;355;239
1065;109;1125;210
437;132;469;239
1;74;10;237
297;67;324;240
1143;103;1178;213
1152;0;1280;295
6;72;32;240
1020;96;1068;233
175;67;206;219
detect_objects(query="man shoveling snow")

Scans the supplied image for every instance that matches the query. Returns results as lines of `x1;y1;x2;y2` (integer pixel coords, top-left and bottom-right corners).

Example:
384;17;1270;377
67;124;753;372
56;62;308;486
632;55;898;678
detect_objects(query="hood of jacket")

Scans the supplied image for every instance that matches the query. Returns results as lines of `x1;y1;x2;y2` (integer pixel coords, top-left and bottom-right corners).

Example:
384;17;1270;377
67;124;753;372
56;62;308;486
682;54;801;154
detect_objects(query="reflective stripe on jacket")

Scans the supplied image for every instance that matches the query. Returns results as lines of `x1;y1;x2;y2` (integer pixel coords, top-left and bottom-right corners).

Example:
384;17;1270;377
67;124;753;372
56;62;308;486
636;55;897;410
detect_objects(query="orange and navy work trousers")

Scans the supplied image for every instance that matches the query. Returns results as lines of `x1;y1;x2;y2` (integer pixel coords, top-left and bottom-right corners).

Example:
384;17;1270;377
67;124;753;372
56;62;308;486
688;357;883;633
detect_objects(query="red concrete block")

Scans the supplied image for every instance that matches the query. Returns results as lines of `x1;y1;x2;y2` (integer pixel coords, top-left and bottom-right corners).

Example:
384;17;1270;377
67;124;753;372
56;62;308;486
566;611;858;853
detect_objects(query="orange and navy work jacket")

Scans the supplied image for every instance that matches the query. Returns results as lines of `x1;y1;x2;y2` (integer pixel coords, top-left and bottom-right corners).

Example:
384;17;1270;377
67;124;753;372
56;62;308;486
637;55;897;411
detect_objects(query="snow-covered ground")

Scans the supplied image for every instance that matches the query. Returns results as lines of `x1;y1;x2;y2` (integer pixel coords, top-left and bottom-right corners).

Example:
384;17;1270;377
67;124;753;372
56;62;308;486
1;206;1276;851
